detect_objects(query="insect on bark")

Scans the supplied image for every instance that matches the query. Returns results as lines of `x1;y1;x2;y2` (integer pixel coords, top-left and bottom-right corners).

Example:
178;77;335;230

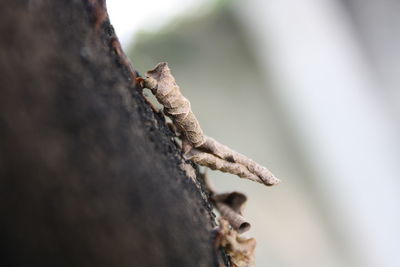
137;62;280;186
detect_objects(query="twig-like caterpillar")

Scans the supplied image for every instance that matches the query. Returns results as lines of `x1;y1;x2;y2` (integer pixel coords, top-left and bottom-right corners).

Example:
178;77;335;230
137;62;280;186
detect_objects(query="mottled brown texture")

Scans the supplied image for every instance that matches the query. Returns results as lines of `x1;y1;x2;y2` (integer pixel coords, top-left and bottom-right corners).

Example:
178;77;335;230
140;63;280;186
140;62;207;147
0;1;220;267
200;137;280;186
216;203;250;234
216;219;256;267
188;150;261;184
214;192;250;234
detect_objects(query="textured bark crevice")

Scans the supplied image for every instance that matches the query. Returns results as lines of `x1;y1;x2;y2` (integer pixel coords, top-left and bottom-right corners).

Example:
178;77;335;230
0;1;221;266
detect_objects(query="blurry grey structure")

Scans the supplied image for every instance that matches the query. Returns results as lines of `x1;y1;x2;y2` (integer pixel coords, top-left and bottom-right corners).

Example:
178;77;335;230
128;1;400;267
342;0;400;118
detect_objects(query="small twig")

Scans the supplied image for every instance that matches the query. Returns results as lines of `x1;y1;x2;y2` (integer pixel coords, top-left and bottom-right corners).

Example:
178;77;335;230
137;62;280;187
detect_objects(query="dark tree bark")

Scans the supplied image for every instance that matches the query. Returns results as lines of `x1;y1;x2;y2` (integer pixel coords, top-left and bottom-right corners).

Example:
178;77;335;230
0;1;219;266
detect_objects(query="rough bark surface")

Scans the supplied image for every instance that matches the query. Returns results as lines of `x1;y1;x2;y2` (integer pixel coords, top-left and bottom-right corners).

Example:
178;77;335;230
0;1;219;266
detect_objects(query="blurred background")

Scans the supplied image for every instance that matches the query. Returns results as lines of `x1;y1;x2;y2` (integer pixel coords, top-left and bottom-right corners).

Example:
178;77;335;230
108;0;400;266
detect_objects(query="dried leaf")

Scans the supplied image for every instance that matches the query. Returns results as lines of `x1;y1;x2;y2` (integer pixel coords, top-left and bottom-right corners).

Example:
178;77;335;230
138;62;280;186
216;218;256;267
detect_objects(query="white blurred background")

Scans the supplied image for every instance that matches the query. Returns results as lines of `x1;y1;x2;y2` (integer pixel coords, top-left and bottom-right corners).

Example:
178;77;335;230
108;1;400;266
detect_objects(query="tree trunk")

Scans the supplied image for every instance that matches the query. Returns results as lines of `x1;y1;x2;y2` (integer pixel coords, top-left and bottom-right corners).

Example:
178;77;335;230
0;1;219;266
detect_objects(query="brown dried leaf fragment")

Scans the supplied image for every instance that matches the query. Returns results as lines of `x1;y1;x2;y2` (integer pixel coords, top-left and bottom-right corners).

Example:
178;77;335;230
216;202;250;234
200;137;280;185
186;149;260;183
138;62;280;186
213;192;250;233
138;62;206;147
216;218;256;267
204;173;251;233
213;192;247;214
